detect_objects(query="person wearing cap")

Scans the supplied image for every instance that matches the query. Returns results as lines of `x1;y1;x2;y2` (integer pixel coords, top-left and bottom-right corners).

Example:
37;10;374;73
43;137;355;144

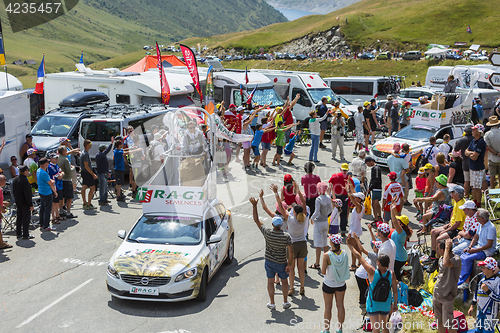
452;200;479;255
368;99;380;145
317;96;329;149
382;171;403;223
448;150;464;186
281;174;296;206
328;164;355;236
389;97;400;135
345;181;365;271
375;222;396;273
47;153;64;223
24;148;39;189
310;182;333;270
80;139;97;209
415;173;451;231
330;109;345;160
301;162;321;215
59;138;80;193
454;124;474;197
383;95;394;135
400;101;411;129
273;120;300;167
387;143;409;203
485;115;500;189
95;137;115;206
365;156;383;222
321;233;350;333
468;257;500;328
362;101;372;152
354;106;365;155
249;196;293;310
350;150;367;189
150;131;166;173
37;158;57;232
438;134;453;161
13;165;35;239
389;202;412;280
308;109;328;163
465;124;487;207
284;130;300;166
124;126;140;198
433;239;462;333
57;146;77;219
458;209;497;290
422;163;437;211
20;133;37;164
473;98;484;124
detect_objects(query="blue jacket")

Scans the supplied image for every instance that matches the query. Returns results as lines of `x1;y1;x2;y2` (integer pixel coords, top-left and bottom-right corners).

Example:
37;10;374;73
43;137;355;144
95;143;113;174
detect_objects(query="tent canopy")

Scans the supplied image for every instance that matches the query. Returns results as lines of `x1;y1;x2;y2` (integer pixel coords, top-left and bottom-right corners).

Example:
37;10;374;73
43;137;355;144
424;47;448;55
123;55;186;72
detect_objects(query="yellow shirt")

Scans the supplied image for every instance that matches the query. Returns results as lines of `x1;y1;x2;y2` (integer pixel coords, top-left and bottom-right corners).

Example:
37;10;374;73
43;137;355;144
275;114;283;127
332;106;349;119
450;198;466;230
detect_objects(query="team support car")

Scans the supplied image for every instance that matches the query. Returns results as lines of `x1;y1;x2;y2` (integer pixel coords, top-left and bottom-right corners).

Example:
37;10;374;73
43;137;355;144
370;123;466;167
106;191;234;302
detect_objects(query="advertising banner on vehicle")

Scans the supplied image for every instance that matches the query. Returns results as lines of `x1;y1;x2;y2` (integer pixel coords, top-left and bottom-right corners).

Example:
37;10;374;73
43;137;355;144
137;185;205;216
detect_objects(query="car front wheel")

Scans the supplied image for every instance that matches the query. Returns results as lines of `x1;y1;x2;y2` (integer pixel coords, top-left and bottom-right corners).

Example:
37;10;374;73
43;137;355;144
196;268;208;302
224;235;234;265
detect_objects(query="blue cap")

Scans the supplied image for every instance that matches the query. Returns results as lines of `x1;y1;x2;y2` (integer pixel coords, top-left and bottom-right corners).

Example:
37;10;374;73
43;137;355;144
272;216;283;227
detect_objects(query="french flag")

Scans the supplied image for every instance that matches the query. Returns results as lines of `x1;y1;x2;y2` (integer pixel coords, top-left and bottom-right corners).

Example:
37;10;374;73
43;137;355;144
34;55;45;95
246;85;257;105
245;66;249;84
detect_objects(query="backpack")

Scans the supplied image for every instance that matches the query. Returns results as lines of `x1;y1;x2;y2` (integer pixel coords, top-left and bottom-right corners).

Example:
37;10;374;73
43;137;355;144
420;145;433;168
371;269;391;302
362;315;372;332
408;289;424;306
348;115;356;131
398;281;409;305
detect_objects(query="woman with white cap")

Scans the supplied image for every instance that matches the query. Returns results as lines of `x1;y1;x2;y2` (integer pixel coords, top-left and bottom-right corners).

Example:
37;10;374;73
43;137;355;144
345;182;365;271
310;182;333;270
321;233;350;333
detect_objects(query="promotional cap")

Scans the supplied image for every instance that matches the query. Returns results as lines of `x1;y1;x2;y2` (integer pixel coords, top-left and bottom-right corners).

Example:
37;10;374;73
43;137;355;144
284;174;292;182
371;240;382;249
418;168;425;174
272;216;284;227
396;215;409;225
459;200;477;210
378;223;391;234
363;101;370;107
353;192;365;200
435;174;448;186
229;103;236;109
27;148;37;156
59;137;70;143
478;257;498;270
333;199;343;207
328;234;342;244
341;163;349;171
450;184;465;194
472;124;485;132
393;143;401;152
99;144;107;151
388;171;397;179
423;163;434;170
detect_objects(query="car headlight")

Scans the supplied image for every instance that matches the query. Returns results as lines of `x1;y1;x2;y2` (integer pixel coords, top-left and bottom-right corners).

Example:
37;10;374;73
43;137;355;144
174;268;197;282
107;263;119;279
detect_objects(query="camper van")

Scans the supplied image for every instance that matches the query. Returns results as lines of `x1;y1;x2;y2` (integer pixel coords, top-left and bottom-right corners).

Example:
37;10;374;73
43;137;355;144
0;91;30;177
44;64;195;111
323;76;395;105
250;69;358;120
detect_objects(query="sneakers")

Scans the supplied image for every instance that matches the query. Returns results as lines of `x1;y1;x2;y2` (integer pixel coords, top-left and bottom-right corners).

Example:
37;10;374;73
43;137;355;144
117;195;126;202
84;203;96;210
98;202;108;206
414;210;421;217
332;156;336;160
283;302;291;309
458;282;470;290
404;201;412;206
353;151;358;155
267;303;276;310
66;213;77;219
287;162;294;166
319;143;326;149
422;256;436;265
41;227;56;232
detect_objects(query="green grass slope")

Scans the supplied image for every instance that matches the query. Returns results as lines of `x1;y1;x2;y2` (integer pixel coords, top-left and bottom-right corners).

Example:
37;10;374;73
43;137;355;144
182;0;500;52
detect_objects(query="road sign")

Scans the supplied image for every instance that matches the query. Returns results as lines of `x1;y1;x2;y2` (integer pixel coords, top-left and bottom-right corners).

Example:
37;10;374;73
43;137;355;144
489;52;500;66
489;73;500;87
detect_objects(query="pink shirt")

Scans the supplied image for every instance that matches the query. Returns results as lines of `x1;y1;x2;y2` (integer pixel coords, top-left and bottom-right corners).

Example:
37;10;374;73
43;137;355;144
301;174;321;198
415;176;427;192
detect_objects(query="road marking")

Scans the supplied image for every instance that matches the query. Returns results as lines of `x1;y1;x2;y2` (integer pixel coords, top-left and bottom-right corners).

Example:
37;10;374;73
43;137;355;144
227;193;273;210
60;258;107;267
16;278;94;328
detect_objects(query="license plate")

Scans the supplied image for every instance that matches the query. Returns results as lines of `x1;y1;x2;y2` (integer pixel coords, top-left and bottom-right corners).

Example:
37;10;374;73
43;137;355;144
130;286;159;296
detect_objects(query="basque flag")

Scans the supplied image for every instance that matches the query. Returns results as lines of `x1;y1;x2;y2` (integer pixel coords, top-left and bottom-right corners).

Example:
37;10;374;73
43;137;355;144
245;66;249;84
34;54;45;94
246;85;257;105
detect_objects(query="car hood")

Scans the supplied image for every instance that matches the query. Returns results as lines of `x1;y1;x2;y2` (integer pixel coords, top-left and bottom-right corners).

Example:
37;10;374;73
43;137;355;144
372;136;428;154
32;135;63;152
110;242;202;277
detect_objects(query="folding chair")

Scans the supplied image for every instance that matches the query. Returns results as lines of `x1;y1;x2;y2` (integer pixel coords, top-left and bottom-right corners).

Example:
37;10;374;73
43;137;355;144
30;193;41;228
485;188;500;220
1;204;17;233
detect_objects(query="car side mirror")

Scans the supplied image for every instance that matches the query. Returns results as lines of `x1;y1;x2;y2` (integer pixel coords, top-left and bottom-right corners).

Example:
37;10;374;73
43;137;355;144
207;234;222;244
117;230;126;239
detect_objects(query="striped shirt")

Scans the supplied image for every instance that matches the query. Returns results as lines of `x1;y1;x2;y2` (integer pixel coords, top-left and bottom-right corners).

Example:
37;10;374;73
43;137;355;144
260;225;292;265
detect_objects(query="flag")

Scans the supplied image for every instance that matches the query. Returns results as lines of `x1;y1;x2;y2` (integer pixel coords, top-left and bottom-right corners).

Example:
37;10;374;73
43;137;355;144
79;50;84;64
34;55;45;94
246;85;257;105
155;42;170;105
239;84;243;97
0;19;6;66
180;44;203;100
245;66;249;84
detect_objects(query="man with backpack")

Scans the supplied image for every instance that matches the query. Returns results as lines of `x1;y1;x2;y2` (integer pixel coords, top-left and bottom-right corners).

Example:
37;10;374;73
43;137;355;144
422;136;440;167
433;239;461;333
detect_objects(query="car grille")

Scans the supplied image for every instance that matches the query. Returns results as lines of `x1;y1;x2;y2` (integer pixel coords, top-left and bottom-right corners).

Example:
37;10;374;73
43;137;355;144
372;150;388;158
36;150;46;159
120;274;171;287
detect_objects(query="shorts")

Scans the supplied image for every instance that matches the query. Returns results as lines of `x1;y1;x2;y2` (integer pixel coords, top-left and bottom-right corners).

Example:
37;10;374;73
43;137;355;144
264;259;289;279
313;221;329;248
320;120;328;130
372;190;382;201
433;298;456;329
363;127;369;136
489;161;500;181
383;211;391;222
447;229;459;238
115;170;124;185
284;149;293;156
292;241;308;259
367;311;390;316
355;129;364;144
470;169;485;189
464;170;470;182
387;117;392;125
261;142;271;150
276;146;283;155
53;189;63;203
62;181;74;200
81;172;96;187
322;282;346;294
251;145;260;156
242;141;251;149
415;190;424;198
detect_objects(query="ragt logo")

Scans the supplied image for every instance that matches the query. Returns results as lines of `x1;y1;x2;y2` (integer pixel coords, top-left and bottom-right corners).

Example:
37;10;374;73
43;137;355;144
136;187;153;203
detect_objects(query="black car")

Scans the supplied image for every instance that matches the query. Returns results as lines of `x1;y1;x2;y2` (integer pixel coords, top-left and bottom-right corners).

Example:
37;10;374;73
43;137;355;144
446;53;463;60
359;53;375;60
296;54;308;60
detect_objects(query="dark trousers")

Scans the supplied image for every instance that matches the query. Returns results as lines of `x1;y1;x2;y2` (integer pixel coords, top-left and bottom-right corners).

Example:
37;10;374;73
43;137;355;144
395;260;406;281
445;96;456;109
355;275;369;305
306;197;317;216
39;193;53;229
16;206;31;237
338;194;348;232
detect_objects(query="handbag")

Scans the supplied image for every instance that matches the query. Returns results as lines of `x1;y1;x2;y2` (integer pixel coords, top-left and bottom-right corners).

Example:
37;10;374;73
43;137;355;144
364;194;372;216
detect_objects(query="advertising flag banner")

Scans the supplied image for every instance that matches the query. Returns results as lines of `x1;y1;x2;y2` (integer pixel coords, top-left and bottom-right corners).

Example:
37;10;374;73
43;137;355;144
34;55;45;94
180;44;203;100
205;65;214;107
155;42;170;105
0;19;6;66
214;115;253;142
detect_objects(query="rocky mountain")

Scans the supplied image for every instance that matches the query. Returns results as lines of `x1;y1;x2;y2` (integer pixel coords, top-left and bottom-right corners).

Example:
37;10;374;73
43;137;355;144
266;0;362;14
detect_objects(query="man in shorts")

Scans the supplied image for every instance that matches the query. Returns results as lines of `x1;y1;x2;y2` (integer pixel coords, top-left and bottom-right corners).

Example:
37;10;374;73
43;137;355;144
80;139;97;210
113;141;127;202
433;239;461;333
465;124;486;208
57;146;77;219
353;106;365;155
366;156;382;222
249;196;293;310
484;116;500;189
454;124;474;197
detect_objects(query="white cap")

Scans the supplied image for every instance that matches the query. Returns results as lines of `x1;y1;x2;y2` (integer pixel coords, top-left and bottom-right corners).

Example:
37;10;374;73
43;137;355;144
237;106;244;111
459;200;477;210
353;192;365;200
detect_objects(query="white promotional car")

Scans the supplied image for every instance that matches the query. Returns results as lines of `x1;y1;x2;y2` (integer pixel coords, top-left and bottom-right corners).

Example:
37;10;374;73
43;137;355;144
370;123;466;167
106;186;234;302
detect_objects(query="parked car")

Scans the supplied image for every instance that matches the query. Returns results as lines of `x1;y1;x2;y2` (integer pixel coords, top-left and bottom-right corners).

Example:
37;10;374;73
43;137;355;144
233;55;243;61
295;54;308;60
359;53;375;60
376;52;392;60
446;53;463;60
402;51;422;60
224;55;233;61
470;54;488;61
284;53;296;60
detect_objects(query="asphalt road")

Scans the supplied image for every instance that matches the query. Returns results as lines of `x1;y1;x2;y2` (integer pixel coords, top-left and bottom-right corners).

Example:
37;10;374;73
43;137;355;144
1;139;423;333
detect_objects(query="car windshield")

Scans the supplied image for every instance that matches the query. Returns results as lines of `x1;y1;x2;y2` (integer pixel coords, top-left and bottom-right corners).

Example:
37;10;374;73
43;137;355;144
338;95;352;105
31;115;78;137
251;88;284;107
128;215;202;245
393;124;435;141
308;88;339;104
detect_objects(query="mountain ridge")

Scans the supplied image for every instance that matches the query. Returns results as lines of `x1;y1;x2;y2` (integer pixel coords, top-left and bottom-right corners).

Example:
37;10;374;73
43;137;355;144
267;0;362;14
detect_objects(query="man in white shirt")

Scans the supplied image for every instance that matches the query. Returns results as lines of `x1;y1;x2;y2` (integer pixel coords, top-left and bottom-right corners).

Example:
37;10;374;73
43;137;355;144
423;136;440;167
353;106;365;154
484;115;500;189
376;222;396;272
350;150;367;189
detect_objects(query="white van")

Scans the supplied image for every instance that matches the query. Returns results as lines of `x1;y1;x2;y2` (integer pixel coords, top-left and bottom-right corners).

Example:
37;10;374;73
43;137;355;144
251;69;358;120
323;76;395;106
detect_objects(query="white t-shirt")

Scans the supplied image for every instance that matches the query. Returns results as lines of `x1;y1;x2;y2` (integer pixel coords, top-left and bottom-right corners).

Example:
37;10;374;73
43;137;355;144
355;251;378;279
354;112;364;131
379;239;396;272
438;142;452;157
287;210;307;243
152;140;164;162
423;145;440;167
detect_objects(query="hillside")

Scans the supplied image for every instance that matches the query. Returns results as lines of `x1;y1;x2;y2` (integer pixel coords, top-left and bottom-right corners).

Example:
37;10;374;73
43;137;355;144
266;0;361;14
182;0;500;53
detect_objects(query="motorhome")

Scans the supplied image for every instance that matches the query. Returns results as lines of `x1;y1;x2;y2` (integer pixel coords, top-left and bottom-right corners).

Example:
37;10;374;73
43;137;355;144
44;64;195;111
0;91;31;176
323;76;396;105
250;69;358;120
